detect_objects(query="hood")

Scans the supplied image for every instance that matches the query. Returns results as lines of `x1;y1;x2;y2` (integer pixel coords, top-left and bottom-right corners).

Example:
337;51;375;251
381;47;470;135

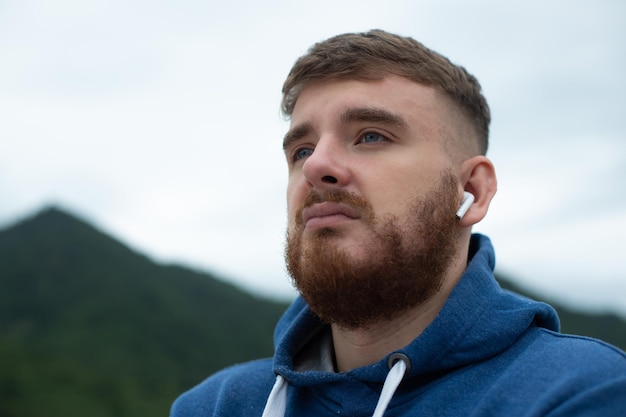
268;234;559;413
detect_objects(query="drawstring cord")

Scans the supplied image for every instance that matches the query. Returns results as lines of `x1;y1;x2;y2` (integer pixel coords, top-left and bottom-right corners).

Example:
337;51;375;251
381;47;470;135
372;357;408;417
261;354;409;417
261;374;288;417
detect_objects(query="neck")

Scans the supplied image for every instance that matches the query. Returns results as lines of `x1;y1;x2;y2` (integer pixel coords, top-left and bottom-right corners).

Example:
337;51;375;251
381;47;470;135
331;238;469;372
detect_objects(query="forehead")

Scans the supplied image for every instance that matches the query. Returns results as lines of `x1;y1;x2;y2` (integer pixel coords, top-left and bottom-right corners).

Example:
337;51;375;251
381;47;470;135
290;75;450;130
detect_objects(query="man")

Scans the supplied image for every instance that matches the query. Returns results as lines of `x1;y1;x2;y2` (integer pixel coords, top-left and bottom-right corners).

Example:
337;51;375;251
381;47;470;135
171;30;626;416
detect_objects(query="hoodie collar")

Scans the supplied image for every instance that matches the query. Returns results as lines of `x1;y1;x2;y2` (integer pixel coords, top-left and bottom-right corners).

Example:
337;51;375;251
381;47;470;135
272;233;559;385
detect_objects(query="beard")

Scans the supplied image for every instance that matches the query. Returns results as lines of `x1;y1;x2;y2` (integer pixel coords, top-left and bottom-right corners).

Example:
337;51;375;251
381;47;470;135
285;171;461;329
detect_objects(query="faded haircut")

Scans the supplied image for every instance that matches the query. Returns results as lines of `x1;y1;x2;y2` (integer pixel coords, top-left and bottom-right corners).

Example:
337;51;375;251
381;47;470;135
281;29;491;155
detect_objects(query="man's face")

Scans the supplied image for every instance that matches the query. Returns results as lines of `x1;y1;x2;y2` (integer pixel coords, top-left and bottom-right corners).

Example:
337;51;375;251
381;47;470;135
283;75;464;328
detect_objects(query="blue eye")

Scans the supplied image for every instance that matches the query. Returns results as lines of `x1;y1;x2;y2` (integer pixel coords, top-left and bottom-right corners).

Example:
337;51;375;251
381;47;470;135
294;147;313;161
360;132;387;143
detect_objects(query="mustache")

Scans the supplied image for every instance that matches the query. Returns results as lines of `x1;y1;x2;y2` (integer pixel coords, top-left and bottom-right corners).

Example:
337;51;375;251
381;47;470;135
302;189;370;208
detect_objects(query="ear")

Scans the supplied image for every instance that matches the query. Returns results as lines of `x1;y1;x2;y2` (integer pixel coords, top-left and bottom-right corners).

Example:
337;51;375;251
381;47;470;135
457;156;497;227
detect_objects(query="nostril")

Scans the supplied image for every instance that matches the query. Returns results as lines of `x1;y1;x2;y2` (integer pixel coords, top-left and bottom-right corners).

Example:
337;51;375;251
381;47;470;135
321;175;338;184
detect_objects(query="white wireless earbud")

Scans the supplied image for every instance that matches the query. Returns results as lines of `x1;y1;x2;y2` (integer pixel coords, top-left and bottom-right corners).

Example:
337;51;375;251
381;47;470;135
456;191;474;220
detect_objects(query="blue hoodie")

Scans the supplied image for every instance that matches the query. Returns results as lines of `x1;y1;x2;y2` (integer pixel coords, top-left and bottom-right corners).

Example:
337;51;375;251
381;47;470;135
171;234;626;416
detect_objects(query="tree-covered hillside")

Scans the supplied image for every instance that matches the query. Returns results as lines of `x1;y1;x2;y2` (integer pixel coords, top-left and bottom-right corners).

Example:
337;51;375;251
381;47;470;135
0;207;624;416
0;207;288;417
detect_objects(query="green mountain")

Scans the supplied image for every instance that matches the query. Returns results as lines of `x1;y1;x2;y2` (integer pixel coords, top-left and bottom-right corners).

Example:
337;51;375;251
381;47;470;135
0;207;288;417
0;207;624;416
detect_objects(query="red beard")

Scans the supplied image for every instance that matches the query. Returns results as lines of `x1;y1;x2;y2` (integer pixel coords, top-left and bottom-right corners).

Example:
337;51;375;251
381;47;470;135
285;171;461;329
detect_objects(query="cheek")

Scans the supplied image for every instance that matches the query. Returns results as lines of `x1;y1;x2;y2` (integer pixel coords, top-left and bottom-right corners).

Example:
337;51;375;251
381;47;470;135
362;171;430;215
286;182;303;228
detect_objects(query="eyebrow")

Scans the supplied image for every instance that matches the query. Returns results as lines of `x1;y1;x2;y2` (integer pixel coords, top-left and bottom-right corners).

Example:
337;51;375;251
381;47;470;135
282;122;312;150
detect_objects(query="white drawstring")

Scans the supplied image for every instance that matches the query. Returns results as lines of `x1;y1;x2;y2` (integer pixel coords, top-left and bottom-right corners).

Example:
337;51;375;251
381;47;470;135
261;374;288;417
372;358;408;417
261;357;408;417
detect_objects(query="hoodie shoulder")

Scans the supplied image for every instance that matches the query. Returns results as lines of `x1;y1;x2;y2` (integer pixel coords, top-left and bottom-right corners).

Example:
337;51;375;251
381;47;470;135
483;326;626;416
170;358;275;417
531;328;626;374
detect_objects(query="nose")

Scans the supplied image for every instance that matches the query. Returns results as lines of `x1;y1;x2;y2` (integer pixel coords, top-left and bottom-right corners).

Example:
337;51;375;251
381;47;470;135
301;138;350;189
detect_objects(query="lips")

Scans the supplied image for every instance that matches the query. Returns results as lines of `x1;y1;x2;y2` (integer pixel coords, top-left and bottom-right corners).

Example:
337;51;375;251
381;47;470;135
301;202;360;229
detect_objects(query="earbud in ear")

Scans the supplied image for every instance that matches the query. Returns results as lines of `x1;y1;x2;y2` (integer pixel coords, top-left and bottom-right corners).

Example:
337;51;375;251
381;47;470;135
456;191;474;220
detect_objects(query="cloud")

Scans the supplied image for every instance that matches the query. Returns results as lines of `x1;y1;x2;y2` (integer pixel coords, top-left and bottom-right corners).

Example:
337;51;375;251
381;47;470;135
0;0;624;314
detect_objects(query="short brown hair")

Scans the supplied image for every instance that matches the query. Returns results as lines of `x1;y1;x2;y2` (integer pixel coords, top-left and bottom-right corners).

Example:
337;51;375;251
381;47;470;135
281;29;491;155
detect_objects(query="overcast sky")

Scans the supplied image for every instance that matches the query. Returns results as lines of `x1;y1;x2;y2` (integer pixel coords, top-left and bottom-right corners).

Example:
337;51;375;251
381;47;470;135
1;0;625;316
